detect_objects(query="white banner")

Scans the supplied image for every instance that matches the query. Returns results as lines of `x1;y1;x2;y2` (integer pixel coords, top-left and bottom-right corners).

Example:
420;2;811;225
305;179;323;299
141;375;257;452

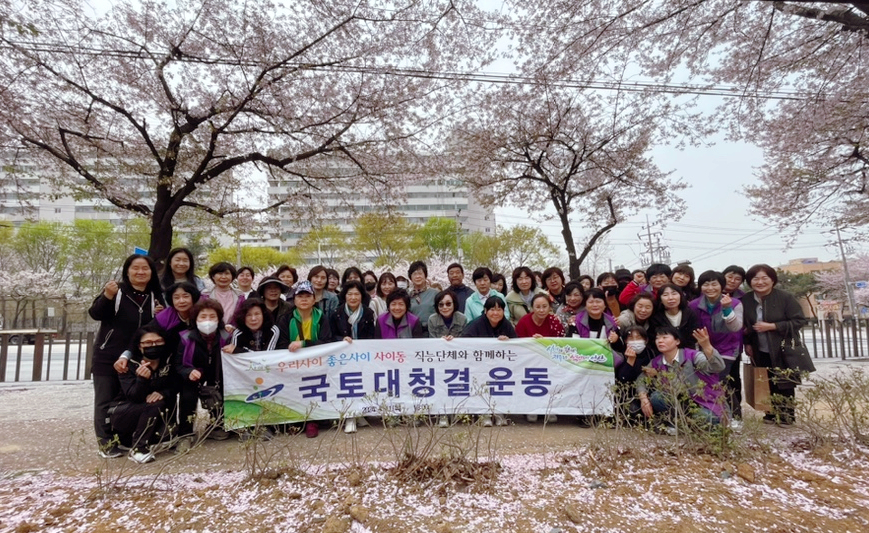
221;337;616;429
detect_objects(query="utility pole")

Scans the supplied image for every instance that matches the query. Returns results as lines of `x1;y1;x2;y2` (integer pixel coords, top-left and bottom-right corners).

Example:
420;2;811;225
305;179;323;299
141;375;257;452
835;223;857;318
637;215;669;267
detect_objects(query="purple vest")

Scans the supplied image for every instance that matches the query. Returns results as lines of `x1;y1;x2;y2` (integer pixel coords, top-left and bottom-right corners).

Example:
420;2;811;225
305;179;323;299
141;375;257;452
377;313;419;339
649;348;725;418
688;297;742;358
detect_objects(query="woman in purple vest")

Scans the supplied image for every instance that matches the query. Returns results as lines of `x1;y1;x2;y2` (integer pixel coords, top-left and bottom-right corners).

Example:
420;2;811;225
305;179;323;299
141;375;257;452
375;290;425;338
636;326;726;434
689;271;744;426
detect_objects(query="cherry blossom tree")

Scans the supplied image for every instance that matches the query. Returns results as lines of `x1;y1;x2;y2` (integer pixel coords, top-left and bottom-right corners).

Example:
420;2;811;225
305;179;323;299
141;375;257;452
814;256;869;310
0;0;495;261
507;1;869;235
451;83;687;279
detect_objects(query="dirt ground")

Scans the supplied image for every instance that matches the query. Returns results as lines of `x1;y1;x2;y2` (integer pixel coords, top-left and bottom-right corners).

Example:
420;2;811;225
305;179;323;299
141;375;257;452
1;360;868;532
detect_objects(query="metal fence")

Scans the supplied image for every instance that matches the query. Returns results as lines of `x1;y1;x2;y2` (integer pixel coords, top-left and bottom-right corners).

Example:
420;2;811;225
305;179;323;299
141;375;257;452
1;320;866;383
802;318;869;360
0;332;94;383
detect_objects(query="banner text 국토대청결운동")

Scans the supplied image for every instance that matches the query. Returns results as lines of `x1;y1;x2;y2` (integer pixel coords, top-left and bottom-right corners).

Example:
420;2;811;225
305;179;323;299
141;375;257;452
221;337;616;429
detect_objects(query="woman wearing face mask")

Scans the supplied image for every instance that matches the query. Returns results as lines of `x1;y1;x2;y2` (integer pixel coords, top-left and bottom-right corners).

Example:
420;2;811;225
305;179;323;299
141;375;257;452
308;265;339;320
109;325;179;464
506;266;546;326
176;299;233;451
650;283;700;350
236;267;257;300
89;253;166;458
614;326;655;423
689;270;744;427
160;247;205;291
617;294;655;332
555;281;585;337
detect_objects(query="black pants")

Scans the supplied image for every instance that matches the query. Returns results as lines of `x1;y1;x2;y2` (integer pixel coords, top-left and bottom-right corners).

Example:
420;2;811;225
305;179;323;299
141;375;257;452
754;351;796;422
178;380;223;435
718;356;742;419
110;400;172;452
93;374;121;445
728;353;743;418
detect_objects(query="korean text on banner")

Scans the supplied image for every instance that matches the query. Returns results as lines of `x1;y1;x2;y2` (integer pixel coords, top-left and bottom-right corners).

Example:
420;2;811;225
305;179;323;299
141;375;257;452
221;337;616;430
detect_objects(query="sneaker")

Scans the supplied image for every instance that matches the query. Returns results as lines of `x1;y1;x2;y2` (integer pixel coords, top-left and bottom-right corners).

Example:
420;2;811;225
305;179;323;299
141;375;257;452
494;414;507;426
729;419;744;431
762;414;776;425
545;415;558;424
665;426;678;436
98;445;123;459
175;436;194;455
305;422;319;438
526;414;538;423
480;415;493;427
344;418;357;434
128;450;155;464
208;428;231;441
437;416;450;428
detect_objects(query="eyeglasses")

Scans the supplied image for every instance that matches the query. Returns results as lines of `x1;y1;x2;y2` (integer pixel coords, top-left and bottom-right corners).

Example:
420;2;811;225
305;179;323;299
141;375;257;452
139;339;165;348
438;301;453;308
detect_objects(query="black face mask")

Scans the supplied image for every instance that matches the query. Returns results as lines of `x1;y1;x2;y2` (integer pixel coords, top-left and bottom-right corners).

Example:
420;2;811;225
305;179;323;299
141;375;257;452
142;345;167;361
364;282;376;292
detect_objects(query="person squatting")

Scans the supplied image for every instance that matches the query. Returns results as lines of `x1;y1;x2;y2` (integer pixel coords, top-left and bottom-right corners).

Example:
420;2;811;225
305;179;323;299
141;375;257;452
90;252;805;462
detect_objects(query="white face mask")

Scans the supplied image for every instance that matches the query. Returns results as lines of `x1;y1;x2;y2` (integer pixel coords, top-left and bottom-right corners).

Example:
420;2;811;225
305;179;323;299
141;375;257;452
397;282;408;290
197;320;218;335
626;340;647;353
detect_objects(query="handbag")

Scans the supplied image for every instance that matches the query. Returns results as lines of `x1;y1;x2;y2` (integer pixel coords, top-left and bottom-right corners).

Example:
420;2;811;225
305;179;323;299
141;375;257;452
198;384;223;412
779;322;816;374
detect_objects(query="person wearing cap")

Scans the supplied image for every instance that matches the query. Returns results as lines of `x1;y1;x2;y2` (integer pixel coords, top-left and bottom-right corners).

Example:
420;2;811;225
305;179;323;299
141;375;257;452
277;280;334;353
109;324;179;464
277;280;334;438
257;276;293;324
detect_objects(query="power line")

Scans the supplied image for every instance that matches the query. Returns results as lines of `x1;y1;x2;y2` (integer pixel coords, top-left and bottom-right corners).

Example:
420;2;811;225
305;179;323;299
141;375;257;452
0;40;847;102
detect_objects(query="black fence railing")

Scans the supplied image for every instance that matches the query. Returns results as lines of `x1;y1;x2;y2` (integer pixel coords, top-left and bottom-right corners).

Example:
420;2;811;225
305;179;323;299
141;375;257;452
801;318;869;360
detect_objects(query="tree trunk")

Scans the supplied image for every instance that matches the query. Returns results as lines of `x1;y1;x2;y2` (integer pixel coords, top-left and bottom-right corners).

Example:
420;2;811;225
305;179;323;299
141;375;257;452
149;199;176;264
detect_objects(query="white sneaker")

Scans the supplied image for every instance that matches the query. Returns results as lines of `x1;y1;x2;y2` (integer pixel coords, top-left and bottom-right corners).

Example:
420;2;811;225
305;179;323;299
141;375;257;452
128;450;155;464
494;414;507;426
344;418;357;434
665;426;678;436
729;419;743;431
480;415;493;427
438;416;450;428
526;414;538;423
545;415;558;423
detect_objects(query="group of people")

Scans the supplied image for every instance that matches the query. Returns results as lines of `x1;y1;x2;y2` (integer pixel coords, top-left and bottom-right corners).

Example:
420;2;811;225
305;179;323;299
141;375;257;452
89;247;807;463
